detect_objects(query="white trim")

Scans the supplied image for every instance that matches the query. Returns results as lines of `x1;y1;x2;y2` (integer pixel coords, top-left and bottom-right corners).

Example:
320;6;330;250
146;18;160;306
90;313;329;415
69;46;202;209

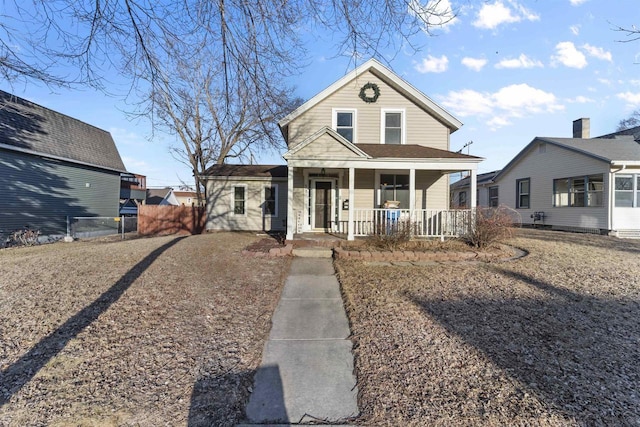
287;158;481;171
332;108;358;144
286;167;295;240
278;58;462;131
263;184;279;217
231;184;248;217
380;108;406;145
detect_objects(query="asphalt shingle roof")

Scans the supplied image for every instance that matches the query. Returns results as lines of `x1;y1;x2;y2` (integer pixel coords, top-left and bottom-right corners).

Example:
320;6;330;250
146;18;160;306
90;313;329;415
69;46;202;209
355;144;480;159
540;136;640;162
205;164;288;177
0;90;126;172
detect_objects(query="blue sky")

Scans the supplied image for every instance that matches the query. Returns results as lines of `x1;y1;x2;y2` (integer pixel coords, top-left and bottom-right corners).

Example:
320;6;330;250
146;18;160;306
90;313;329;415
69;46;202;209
3;0;640;187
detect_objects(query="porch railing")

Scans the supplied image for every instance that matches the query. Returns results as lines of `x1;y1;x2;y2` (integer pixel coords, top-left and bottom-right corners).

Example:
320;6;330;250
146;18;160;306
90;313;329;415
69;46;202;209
342;208;472;238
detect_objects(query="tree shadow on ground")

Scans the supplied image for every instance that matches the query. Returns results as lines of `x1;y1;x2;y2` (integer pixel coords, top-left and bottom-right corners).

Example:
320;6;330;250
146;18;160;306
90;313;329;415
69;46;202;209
0;236;186;406
406;266;640;425
188;364;287;427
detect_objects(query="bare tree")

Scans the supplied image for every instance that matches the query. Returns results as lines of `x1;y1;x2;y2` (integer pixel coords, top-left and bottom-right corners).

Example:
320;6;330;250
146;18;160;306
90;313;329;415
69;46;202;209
617;111;640;131
1;0;457;88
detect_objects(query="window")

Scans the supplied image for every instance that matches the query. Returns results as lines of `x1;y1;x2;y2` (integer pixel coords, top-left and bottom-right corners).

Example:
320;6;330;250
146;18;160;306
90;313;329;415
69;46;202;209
489;186;499;207
233;186;246;215
333;110;355;142
380;174;409;208
615;175;634;207
553;175;603;207
458;191;467;208
381;109;404;144
264;185;278;216
516;178;530;209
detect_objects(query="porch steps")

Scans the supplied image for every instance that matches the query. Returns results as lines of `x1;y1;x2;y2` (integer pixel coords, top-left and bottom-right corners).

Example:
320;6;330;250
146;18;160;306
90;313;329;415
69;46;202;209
292;246;333;258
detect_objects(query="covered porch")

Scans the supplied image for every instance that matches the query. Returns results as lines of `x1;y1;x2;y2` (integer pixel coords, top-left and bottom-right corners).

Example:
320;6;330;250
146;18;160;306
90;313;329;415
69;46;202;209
285;162;480;241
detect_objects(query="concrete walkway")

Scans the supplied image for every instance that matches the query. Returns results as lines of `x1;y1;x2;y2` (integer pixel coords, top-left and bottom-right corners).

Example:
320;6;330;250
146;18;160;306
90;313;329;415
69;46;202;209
244;253;359;424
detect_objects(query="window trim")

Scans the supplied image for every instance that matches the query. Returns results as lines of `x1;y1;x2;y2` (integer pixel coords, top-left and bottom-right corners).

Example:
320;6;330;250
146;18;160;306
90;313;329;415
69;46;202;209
231;184;247;216
263;184;278;217
553;174;604;208
332;108;357;143
380;108;406;145
516;178;530;209
615;174;638;208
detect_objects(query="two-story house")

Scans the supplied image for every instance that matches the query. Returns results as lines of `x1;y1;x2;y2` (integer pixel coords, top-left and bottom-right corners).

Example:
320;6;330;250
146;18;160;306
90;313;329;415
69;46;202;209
204;59;483;240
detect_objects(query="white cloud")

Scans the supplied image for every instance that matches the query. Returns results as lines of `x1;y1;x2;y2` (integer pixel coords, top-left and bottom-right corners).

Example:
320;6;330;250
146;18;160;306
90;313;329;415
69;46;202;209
582;43;612;61
410;0;458;31
570;0;587;5
617;92;640;107
415;55;449;73
109;127;149;147
570;25;580;35
495;53;543;69
552;41;587;68
473;0;539;30
461;57;488;71
598;78;613;85
441;83;564;129
567;95;595;103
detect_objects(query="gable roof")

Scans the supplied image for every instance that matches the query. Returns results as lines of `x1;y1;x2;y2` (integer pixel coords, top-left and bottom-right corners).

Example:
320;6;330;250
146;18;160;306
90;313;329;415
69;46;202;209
495;135;640;182
0;90;126;172
283;127;370;160
451;170;501;190
205;164;288;178
278;58;462;134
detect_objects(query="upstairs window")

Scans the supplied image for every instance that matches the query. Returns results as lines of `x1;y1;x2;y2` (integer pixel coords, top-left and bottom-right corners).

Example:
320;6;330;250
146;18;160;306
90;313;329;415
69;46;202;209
516;178;530;209
333;110;355;142
381;109;404;144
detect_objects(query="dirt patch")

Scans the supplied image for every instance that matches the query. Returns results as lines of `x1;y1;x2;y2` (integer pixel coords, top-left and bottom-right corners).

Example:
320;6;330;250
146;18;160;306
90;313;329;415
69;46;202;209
0;233;290;426
336;229;640;426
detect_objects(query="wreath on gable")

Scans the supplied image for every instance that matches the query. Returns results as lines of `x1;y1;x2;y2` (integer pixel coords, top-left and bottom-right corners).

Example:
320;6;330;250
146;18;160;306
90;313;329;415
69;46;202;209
358;82;380;103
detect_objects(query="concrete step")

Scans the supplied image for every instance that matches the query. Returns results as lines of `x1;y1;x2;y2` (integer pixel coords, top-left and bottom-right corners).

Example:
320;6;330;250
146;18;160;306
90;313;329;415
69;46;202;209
291;246;333;258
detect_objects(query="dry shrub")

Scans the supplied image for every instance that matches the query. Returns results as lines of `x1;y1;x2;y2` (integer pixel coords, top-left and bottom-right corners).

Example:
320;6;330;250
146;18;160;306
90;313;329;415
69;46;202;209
369;219;412;250
465;205;520;249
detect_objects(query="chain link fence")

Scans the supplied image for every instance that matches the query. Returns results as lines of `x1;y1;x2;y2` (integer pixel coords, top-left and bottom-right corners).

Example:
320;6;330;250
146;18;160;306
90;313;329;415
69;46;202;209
67;216;138;240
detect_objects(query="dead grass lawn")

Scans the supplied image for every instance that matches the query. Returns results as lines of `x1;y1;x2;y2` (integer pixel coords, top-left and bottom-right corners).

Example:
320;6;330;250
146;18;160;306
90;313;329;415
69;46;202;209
0;233;289;426
336;229;640;426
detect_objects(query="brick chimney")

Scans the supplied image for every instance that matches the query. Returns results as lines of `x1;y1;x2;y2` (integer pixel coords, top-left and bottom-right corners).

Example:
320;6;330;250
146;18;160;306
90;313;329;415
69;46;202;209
573;118;590;138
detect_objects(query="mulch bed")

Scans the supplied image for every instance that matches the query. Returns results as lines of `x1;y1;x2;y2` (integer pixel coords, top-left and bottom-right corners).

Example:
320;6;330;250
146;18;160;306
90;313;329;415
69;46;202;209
336;229;640;426
0;233;290;426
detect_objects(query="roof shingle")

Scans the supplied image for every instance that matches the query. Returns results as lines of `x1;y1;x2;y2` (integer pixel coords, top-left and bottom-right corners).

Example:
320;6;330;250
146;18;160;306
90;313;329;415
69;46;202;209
0;90;126;172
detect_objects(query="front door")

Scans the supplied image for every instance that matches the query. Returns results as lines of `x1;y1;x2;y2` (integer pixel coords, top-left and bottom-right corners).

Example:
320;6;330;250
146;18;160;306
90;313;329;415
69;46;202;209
314;181;332;229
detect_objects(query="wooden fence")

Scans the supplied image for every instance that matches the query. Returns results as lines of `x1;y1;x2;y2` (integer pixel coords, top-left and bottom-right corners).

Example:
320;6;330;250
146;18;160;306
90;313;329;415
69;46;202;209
138;205;206;236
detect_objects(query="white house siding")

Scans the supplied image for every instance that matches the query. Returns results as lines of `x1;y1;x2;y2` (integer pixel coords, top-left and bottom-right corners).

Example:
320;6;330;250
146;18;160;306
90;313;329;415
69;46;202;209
287;70;450;150
206;178;287;232
611;167;640;233
497;142;610;230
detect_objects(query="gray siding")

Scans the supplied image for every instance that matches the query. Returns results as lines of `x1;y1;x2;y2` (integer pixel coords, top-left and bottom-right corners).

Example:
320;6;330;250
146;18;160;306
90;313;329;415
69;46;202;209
497;142;610;230
1;149;121;235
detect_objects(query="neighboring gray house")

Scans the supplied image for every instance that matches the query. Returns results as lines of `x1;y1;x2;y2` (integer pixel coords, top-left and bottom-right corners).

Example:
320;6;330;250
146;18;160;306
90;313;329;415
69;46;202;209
0;90;128;236
204;59;483;240
450;170;501;208
494;118;640;237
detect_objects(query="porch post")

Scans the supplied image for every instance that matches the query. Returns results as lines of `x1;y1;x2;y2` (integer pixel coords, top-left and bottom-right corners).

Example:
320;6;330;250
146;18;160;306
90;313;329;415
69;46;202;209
469;169;477;208
347;167;355;241
286;165;295;241
409;168;416;211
